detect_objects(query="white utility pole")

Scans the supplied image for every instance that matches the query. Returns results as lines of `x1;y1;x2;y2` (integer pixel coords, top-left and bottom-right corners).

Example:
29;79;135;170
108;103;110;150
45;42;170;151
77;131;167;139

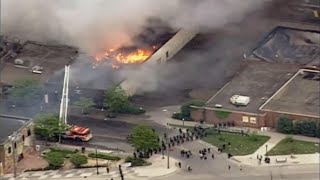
59;65;70;125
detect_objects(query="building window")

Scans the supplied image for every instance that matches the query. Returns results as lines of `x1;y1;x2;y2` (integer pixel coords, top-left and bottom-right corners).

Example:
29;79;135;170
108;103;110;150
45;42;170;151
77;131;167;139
166;51;169;58
250;117;257;124
242;116;249;123
8;147;12;154
22;135;25;141
14;142;17;149
27;129;31;136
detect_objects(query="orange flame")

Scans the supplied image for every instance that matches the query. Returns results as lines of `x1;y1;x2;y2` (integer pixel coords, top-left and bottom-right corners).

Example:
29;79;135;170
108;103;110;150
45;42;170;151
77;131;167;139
114;49;152;64
94;47;153;68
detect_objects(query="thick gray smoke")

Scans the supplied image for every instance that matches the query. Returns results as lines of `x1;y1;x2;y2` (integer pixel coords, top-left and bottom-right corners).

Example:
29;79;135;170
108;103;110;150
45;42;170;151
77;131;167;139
2;0;267;53
2;0;272;100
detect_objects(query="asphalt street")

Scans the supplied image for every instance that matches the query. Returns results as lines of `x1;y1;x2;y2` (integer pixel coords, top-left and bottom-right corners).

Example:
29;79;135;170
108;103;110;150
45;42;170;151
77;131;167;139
67;114;175;152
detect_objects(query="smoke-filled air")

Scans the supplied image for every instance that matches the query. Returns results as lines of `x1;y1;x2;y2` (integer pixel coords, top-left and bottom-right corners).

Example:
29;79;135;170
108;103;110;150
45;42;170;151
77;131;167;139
2;0;271;94
2;0;267;52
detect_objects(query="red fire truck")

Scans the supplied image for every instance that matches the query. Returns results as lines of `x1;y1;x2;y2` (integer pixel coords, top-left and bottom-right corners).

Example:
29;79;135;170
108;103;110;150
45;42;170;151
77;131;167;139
61;125;93;142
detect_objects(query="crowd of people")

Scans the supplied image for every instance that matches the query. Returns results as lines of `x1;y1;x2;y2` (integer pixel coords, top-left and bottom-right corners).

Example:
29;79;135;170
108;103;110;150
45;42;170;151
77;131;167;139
163;126;208;149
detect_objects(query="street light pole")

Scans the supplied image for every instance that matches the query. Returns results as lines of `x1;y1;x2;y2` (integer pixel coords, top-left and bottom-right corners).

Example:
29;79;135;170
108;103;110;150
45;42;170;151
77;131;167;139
182;118;185;128
265;144;268;157
95;146;99;175
167;140;170;169
161;137;164;159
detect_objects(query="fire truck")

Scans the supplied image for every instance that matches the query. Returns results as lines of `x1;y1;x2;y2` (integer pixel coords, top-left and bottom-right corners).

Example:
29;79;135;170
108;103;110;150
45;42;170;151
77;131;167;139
60;125;93;142
58;65;93;142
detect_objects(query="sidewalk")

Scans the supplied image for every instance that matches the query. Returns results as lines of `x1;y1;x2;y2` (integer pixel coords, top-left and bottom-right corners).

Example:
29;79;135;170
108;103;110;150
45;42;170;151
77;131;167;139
128;154;179;178
2;155;179;180
231;128;320;167
164;116;320;167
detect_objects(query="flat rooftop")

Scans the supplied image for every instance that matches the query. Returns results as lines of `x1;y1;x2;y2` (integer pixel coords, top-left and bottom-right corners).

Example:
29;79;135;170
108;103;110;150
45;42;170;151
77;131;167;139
0;116;31;144
0;42;77;84
250;27;320;66
206;61;300;114
261;69;320;118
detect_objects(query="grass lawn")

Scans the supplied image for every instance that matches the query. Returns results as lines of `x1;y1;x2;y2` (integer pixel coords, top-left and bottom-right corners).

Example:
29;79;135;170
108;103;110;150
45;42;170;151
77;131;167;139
268;138;320;156
47;148;76;158
202;132;270;156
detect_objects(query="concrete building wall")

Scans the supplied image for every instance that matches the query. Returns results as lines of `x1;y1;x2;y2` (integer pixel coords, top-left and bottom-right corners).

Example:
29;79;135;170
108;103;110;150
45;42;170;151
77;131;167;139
0;123;34;174
120;28;198;96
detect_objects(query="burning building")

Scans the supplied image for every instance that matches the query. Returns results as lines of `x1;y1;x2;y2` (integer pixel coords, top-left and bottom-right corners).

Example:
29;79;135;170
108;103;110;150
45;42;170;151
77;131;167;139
43;18;188;106
119;28;199;96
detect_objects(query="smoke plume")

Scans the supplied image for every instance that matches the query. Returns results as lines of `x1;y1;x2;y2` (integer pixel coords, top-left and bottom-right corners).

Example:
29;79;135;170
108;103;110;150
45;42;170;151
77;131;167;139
2;0;267;53
2;0;273;98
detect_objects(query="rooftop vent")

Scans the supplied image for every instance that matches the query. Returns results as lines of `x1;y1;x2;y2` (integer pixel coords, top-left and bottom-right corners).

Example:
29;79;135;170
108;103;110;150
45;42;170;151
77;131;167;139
14;58;24;65
31;65;44;74
230;95;250;106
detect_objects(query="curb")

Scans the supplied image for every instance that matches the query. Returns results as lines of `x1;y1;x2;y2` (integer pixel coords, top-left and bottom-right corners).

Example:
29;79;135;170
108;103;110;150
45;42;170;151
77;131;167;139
230;156;320;167
130;163;180;179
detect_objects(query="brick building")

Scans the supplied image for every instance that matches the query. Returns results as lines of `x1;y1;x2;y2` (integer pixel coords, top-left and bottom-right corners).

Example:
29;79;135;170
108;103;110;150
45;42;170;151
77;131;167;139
191;66;320;129
0;116;34;175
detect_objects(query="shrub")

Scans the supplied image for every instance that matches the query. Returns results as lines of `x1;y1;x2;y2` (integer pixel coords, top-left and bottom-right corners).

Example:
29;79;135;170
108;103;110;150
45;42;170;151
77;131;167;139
278;118;319;137
316;123;320;138
70;154;88;167
125;156;149;167
171;112;184;120
88;153;121;161
180;100;205;119
293;121;317;137
277;117;294;134
125;106;146;115
45;152;64;169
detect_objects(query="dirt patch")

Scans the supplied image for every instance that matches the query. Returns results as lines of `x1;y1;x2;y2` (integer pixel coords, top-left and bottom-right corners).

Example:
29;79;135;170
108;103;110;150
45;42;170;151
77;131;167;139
15;148;48;173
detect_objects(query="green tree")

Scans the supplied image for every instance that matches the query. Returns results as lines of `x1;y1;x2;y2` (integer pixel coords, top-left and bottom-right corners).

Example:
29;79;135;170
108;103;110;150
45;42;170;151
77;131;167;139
74;97;96;114
8;79;42;105
70;154;88;167
277;117;294;134
104;87;130;113
34;113;67;142
129;125;159;152
180;100;205;120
